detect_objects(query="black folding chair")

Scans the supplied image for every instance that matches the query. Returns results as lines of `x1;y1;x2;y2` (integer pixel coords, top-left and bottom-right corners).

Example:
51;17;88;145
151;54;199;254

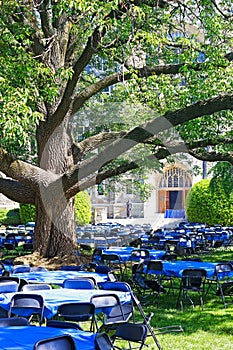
0;317;30;327
101;281;134;322
205;262;233;308
100;254;127;280
90;293;127;332
46;320;83;330
94;332;116;350
33;335;76;350
113;322;148;350
57;302;96;332
131;262;165;305
62;278;96;289
177;268;207;310
9;293;45;325
22;284;52;292
130;249;150;267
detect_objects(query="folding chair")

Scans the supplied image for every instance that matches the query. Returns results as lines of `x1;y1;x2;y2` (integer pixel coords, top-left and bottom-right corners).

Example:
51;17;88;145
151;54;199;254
131;263;165;305
30;266;48;272
62;278;95;289
101;281;134;322
4;234;19;256
22;242;34;254
90;293;127;332
0;276;28;291
205;262;233;308
57;302;96;332
33;335;76;350
46;319;83;330
0;280;18;293
113;322;148;350
94;332;116;350
130;289;182;350
177;268;207;310
100;254;126;280
12;265;31;274
130;249;150;267
0;317;30;327
22;283;52;292
145;260;174;303
9;293;45;325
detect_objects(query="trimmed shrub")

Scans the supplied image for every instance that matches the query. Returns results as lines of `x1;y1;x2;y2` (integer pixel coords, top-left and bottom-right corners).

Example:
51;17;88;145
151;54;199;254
74;191;92;226
185;178;233;226
19;204;36;225
0;208;20;225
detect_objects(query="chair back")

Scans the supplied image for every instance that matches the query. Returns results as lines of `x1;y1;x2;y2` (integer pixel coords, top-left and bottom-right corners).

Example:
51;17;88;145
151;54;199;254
30;267;48;272
57;302;95;331
0;317;30;327
130;249;150;263
102;281;132;293
46;320;83;330
9;293;44;325
146;260;163;275
182;269;206;289
22;283;52;292
0;281;18;293
12;265;31;274
62;278;95;289
33;335;76;350
95;332;116;350
115;322;148;342
101;254;121;264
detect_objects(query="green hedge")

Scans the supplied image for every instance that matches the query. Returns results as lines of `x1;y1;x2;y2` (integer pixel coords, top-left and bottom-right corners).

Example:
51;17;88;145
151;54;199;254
0;208;20;225
19;204;36;225
74;191;92;226
185;178;233;226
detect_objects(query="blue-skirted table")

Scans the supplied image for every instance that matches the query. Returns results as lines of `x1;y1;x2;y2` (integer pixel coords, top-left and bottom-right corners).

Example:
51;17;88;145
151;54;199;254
11;270;109;286
0;325;96;350
0;288;132;319
100;247;166;262
145;260;233;279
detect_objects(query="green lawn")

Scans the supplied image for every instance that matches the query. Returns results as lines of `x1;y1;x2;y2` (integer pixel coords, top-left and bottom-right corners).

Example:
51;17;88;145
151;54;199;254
119;248;233;350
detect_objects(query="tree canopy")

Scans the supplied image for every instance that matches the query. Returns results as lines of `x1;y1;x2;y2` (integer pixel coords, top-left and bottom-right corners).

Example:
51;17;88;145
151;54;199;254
1;0;233;258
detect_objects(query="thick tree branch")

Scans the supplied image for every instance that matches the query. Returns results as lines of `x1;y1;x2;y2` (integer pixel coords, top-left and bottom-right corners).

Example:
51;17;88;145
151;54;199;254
63;93;233;193
189;150;233;164
72;131;126;162
0;148;58;191
0;178;35;205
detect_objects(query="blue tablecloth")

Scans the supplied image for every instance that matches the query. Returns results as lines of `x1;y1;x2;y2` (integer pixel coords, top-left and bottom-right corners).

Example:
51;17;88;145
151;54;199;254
164;209;186;218
11;270;108;286
101;247;166;261
0;288;132;319
0;325;96;350
146;260;233;279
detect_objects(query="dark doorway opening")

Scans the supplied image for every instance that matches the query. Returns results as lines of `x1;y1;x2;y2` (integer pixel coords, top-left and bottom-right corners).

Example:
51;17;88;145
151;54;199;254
169;191;182;209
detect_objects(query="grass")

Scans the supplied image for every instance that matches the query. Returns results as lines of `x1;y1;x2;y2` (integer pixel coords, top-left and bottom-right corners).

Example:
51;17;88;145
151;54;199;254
121;247;233;350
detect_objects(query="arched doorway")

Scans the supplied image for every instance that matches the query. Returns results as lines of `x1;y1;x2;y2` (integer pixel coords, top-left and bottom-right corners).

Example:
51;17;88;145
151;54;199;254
158;166;192;218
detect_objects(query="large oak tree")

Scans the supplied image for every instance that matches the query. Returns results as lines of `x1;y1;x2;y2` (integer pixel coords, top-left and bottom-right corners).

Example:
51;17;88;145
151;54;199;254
1;0;233;258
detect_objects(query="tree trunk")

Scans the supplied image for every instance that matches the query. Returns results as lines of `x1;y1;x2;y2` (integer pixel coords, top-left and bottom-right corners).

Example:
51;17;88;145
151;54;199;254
33;197;77;258
34;118;77;258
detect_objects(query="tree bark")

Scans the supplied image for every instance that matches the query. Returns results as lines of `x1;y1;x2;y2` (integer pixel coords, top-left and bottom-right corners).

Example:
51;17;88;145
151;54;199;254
33;117;77;258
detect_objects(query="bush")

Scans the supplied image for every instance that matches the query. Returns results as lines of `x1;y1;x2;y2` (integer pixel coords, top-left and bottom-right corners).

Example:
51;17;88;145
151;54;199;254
74;191;92;226
19;204;36;225
185;178;233;226
0;208;20;225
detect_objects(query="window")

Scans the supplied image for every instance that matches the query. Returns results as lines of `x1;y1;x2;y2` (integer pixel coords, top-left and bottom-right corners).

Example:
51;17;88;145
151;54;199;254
159;167;192;188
